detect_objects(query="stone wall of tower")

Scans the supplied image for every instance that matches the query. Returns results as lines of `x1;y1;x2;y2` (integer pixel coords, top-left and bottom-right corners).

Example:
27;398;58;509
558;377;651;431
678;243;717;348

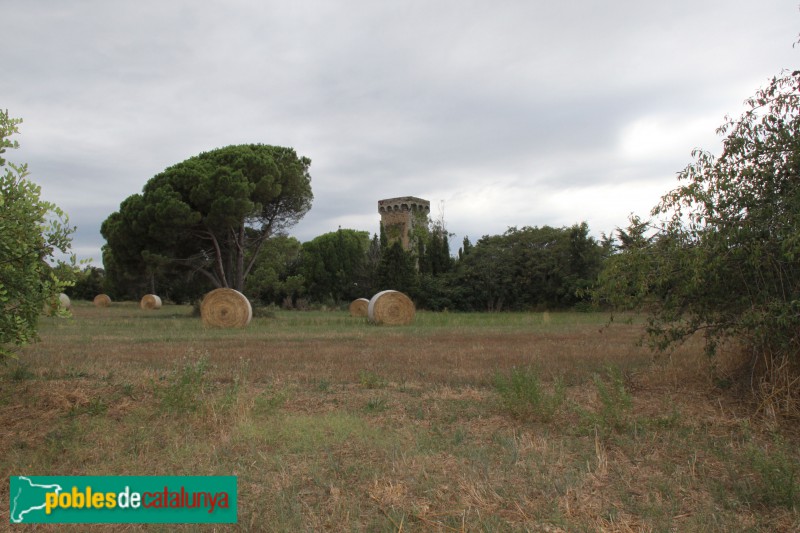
378;196;431;250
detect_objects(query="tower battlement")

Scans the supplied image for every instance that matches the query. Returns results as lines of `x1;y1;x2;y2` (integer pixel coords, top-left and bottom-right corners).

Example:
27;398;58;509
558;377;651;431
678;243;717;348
378;196;430;250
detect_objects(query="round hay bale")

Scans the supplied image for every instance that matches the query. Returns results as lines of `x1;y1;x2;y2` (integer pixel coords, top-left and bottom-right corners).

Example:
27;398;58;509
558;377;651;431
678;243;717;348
349;298;369;317
140;294;162;310
93;294;112;307
368;290;415;325
200;288;252;328
43;293;71;314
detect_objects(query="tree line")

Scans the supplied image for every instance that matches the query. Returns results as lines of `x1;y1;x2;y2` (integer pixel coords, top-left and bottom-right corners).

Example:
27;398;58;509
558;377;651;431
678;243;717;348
92;141;609;311
87;218;609;312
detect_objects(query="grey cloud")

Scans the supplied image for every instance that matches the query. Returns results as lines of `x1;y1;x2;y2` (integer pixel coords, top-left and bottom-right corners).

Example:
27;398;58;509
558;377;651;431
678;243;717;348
2;1;797;264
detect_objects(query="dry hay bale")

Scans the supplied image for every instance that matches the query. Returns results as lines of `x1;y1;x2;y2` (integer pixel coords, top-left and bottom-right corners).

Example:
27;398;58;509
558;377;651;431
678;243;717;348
140;294;162;310
93;294;112;307
200;288;252;328
349;298;370;317
368;290;415;325
42;293;71;314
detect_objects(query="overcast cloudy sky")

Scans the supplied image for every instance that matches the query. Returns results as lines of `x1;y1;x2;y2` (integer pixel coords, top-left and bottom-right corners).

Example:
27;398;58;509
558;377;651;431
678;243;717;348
3;1;798;265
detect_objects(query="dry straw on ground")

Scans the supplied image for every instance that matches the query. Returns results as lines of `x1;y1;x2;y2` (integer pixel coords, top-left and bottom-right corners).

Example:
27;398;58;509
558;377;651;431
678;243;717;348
368;290;415;325
200;288;252;328
93;294;112;307
349;298;370;317
140;294;162;310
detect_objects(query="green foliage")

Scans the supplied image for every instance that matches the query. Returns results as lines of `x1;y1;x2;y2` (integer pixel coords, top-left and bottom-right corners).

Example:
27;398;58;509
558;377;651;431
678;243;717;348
458;236;473;260
0;110;76;360
416;215;454;277
415;272;460;311
594;71;800;387
67;265;105;301
376;241;418;296
493;367;565;422
593;215;657;312
365;233;382;292
102;144;313;296
245;235;304;305
299;228;371;303
456;223;604;311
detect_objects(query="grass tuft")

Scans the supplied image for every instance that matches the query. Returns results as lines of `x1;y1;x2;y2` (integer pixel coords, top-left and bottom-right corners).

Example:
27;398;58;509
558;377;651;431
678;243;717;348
158;352;209;413
743;439;800;510
252;386;289;416
359;370;387;389
493;366;565;422
9;362;36;381
364;396;388;413
577;366;633;436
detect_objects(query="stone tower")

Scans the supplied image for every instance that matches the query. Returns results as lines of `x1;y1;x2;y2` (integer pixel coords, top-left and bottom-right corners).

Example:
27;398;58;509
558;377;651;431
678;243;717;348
378;196;431;250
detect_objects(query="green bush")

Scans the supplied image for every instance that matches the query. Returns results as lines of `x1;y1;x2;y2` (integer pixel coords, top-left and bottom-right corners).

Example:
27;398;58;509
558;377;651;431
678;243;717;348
593;72;800;410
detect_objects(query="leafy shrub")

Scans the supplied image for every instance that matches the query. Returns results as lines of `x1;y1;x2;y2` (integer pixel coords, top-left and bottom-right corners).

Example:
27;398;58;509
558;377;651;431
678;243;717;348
594;71;800;412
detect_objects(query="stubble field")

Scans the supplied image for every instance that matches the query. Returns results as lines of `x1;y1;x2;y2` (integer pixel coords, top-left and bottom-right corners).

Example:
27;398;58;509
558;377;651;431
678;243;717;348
1;302;798;532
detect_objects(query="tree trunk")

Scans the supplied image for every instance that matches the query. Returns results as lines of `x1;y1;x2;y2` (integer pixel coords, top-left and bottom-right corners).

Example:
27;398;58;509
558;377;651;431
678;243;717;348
234;225;246;292
207;231;228;288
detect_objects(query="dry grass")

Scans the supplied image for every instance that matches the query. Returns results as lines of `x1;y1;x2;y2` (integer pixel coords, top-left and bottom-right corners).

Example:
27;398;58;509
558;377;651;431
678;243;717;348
1;303;799;531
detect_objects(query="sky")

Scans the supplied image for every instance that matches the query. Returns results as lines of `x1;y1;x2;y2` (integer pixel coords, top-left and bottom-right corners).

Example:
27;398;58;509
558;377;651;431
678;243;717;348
2;1;798;266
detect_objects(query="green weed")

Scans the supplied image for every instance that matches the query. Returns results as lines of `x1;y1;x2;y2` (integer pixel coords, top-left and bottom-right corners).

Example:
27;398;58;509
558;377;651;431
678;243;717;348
493;367;565;422
742;440;799;510
452;426;468;446
121;382;135;398
217;378;241;412
359;370;387;389
158;353;209;413
596;366;632;430
253;386;289;416
576;366;633;436
69;397;108;417
316;378;331;392
364;396;388;413
9;362;35;381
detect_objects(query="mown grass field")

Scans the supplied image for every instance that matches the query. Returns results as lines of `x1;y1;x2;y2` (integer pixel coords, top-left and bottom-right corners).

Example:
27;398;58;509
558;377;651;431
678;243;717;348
1;302;799;532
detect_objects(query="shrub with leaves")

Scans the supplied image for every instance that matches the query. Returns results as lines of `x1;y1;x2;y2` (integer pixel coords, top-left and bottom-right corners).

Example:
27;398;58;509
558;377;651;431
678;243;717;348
0;110;75;360
595;71;800;410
